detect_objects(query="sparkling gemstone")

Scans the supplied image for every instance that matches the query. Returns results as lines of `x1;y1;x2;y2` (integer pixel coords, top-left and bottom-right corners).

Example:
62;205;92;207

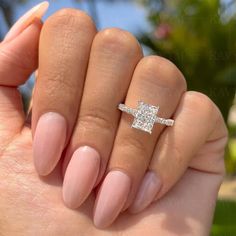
132;101;159;134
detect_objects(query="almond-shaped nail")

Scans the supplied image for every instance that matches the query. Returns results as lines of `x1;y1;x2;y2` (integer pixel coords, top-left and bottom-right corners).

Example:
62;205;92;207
93;170;131;228
4;1;49;42
63;146;100;209
33;112;67;176
129;171;161;214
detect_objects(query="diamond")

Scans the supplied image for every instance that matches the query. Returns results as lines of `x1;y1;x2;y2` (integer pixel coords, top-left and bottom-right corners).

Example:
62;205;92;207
118;101;174;133
132;101;159;134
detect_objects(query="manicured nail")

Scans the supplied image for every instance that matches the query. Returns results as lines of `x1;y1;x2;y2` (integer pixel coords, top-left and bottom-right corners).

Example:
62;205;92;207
4;1;49;42
63;146;100;209
129;171;161;214
33;112;67;176
93;170;131;228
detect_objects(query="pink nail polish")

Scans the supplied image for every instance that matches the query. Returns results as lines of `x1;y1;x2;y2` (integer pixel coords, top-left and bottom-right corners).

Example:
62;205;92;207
4;1;49;42
63;146;100;209
33;112;67;176
129;171;161;214
93;170;131;229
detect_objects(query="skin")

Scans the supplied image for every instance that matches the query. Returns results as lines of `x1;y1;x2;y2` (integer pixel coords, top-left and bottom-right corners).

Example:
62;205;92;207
0;9;228;235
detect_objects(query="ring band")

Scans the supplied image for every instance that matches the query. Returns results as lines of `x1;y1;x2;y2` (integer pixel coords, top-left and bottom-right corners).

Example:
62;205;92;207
118;101;174;134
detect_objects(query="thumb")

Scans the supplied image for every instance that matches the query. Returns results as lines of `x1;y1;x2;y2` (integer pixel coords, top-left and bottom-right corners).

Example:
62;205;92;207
0;3;48;144
0;1;49;86
0;19;42;86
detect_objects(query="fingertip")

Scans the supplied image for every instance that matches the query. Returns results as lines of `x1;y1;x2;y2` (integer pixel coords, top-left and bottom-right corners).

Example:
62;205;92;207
0;20;42;86
129;171;161;214
33;112;67;176
62;146;100;209
4;1;49;42
93;170;131;228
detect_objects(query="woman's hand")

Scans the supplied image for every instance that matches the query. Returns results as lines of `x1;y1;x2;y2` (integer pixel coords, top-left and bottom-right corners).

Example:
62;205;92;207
0;4;227;234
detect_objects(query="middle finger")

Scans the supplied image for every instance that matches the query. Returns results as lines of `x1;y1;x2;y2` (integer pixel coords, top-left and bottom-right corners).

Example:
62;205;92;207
62;28;143;209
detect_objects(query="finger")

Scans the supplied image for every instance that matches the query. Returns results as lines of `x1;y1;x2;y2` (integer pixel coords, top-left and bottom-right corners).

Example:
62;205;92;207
112;170;223;236
62;28;143;208
129;91;227;213
0;19;43;151
3;2;48;43
32;9;96;176
0;1;48;142
0;2;48;86
93;56;187;228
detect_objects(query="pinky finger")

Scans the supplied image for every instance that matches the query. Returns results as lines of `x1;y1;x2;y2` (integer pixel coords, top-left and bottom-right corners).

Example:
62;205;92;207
129;91;228;213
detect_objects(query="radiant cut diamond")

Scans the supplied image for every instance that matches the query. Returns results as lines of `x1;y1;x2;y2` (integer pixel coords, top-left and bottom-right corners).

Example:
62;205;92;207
118;101;174;134
132;101;159;134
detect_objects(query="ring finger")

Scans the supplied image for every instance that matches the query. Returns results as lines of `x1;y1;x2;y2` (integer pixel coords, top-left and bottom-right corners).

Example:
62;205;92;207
93;55;187;228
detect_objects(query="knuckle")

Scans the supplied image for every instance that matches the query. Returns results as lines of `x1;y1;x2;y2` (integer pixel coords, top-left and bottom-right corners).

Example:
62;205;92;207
41;73;76;95
117;135;149;158
94;28;142;57
44;8;95;34
78;110;115;133
0;46;33;76
139;56;187;91
167;142;183;168
159;139;183;168
184;91;215;119
185;92;228;137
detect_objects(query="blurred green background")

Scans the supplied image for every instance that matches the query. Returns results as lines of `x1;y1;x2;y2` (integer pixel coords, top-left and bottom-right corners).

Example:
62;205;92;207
1;0;236;235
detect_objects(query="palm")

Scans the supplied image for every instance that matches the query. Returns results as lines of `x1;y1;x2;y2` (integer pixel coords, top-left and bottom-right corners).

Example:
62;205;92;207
0;106;222;235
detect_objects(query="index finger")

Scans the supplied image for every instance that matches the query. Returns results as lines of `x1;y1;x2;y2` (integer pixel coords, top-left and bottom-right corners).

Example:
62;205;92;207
32;9;96;175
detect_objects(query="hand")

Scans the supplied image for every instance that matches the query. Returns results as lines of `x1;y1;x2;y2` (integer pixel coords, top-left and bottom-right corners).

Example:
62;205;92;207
0;4;227;235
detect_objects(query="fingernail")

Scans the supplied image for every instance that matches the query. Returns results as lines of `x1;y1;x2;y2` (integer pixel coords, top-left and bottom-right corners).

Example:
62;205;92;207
4;1;49;42
129;171;161;214
93;170;131;228
33;112;67;176
63;146;100;209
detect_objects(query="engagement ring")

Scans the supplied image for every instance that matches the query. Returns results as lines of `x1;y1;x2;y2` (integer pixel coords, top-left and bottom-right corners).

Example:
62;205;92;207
118;101;174;134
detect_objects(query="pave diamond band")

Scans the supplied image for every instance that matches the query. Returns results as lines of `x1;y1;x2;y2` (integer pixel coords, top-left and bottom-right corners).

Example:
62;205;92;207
155;117;174;126
118;104;137;116
118;101;174;134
